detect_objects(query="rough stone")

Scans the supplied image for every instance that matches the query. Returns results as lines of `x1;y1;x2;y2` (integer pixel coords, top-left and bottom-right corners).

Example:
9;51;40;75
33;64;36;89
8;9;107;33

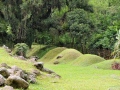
28;58;36;63
0;85;14;90
30;56;39;61
0;67;10;78
6;75;29;89
27;73;36;84
0;63;11;69
15;70;27;80
2;45;8;49
42;68;55;74
32;69;41;76
7;69;14;75
53;61;60;64
18;56;26;60
56;55;63;59
6;48;12;53
0;74;5;86
34;62;44;70
11;66;22;73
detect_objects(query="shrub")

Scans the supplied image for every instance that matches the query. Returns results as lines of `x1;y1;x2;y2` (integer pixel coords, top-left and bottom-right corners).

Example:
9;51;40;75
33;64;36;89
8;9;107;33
13;43;29;57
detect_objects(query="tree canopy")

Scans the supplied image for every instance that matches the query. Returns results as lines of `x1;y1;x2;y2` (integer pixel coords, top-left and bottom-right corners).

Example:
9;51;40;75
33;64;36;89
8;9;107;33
0;0;120;58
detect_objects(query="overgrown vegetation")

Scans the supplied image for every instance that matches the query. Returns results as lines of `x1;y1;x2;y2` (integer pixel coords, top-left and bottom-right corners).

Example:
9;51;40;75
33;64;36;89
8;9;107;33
13;43;29;57
1;0;120;89
0;0;120;58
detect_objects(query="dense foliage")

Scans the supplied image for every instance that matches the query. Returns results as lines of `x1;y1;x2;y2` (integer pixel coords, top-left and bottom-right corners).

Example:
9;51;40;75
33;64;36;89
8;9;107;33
0;0;120;58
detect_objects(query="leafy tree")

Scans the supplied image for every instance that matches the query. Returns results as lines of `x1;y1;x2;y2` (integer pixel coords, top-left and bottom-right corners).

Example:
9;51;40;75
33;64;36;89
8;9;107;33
91;26;117;50
59;32;72;47
66;9;94;53
66;0;93;12
0;0;64;48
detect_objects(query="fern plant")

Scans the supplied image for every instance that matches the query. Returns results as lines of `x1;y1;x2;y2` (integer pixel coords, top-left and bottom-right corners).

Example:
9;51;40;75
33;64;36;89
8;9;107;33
13;43;29;57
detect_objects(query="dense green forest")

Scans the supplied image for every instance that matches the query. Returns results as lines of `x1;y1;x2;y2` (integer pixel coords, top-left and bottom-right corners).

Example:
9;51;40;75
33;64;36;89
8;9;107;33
0;0;120;59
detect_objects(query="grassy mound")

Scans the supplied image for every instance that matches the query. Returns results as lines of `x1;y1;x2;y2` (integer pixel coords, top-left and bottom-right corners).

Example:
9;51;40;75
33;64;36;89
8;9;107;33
91;59;120;70
50;49;82;64
40;47;67;62
26;44;46;57
72;54;105;66
27;44;55;58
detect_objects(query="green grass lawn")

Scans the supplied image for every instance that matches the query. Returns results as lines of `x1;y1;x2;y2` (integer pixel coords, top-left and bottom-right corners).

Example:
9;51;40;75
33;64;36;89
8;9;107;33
31;64;120;90
1;47;120;90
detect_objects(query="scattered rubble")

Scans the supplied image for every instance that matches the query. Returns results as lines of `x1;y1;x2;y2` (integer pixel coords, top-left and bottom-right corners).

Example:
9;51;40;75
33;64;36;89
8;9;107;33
1;45;61;89
0;63;40;89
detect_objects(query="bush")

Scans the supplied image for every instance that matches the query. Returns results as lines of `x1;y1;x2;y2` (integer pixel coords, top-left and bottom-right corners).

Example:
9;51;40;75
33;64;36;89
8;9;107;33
13;43;29;57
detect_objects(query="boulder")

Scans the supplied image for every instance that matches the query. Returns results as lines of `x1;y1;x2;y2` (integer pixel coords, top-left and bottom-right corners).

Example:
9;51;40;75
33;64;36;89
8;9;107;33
2;45;11;53
34;62;44;70
31;69;41;76
0;63;11;69
0;74;5;86
18;56;26;60
28;58;36;63
0;85;14;90
56;55;63;59
2;45;8;49
6;66;22;76
7;69;15;75
0;67;10;78
53;61;60;64
6;48;12;53
34;62;56;74
42;68;55;74
11;66;22;72
6;75;29;89
15;70;27;80
27;73;36;84
30;56;39;61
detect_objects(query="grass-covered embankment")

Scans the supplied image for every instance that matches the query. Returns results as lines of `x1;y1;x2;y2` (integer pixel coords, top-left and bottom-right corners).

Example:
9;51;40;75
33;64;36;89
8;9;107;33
0;47;34;71
1;45;120;90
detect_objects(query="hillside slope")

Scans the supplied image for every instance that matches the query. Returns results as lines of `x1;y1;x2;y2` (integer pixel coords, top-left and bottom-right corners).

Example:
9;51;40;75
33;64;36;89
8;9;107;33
40;47;67;62
0;47;34;71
